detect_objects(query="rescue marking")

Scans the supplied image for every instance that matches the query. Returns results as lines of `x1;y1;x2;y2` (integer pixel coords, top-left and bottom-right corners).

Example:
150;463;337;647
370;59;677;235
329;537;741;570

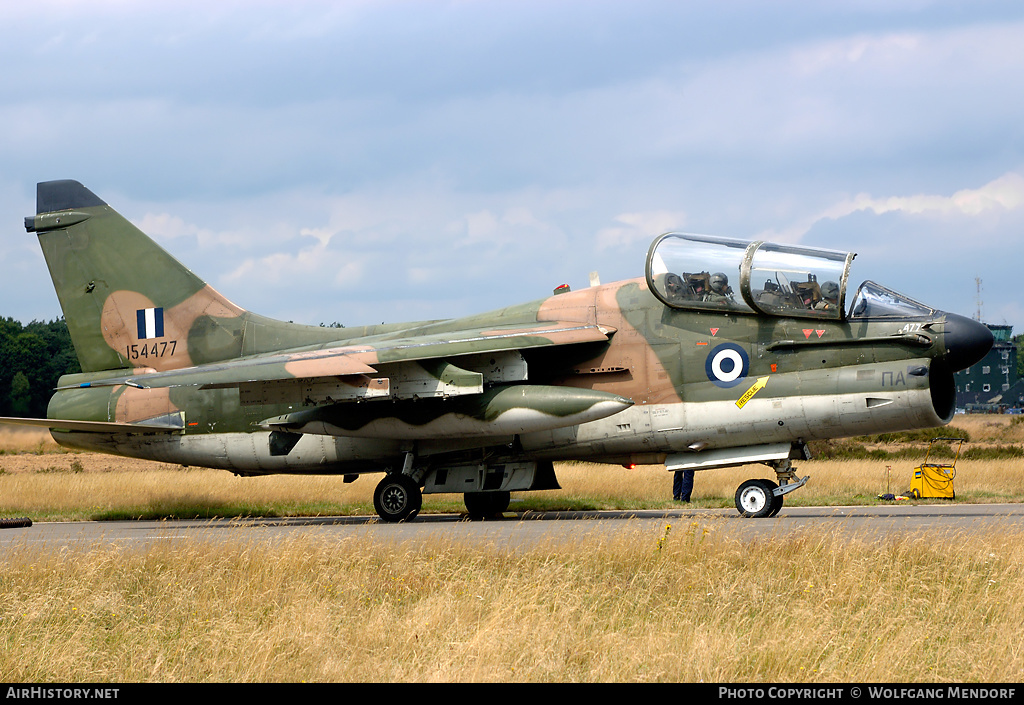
710;328;719;336
706;343;749;388
736;376;770;409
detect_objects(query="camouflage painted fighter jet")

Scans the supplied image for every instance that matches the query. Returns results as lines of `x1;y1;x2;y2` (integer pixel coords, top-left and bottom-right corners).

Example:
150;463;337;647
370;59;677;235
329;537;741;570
3;180;993;521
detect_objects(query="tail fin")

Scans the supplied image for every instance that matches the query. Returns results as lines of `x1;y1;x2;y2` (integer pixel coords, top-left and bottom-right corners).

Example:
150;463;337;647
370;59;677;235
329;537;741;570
26;180;333;373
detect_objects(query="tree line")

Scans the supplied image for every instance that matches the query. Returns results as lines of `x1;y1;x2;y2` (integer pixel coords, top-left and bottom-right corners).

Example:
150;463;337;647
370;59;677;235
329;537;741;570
0;317;80;418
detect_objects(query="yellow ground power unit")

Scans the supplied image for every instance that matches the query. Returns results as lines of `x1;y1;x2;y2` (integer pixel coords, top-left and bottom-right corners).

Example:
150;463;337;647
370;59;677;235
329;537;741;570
909;437;964;499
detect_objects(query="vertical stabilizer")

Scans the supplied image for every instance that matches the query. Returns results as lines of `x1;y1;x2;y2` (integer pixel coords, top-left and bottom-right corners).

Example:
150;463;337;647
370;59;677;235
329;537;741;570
25;180;336;373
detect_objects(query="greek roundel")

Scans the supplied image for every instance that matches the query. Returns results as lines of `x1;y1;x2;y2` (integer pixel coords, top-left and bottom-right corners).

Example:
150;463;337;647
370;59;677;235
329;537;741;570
705;343;749;388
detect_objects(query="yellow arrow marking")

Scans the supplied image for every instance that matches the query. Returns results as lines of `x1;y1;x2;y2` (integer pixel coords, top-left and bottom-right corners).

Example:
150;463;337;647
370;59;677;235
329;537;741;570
736;376;770;409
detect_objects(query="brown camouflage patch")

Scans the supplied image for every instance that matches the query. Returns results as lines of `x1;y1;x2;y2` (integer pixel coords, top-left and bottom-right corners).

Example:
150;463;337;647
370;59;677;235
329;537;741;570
281;346;380;378
100;286;245;371
538;278;682;405
114;386;176;423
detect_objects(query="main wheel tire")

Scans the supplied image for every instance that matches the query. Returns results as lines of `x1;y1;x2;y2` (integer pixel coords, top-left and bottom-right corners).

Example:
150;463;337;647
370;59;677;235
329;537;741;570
735;479;775;518
490;490;511;514
764;479;783;517
373;474;422;522
464;491;511;520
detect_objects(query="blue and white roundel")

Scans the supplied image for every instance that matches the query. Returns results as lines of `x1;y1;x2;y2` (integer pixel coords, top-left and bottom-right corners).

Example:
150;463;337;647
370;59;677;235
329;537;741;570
705;343;749;388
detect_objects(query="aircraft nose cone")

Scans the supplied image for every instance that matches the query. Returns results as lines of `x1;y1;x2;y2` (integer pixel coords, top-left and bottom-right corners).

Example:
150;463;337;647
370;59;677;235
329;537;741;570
942;313;993;371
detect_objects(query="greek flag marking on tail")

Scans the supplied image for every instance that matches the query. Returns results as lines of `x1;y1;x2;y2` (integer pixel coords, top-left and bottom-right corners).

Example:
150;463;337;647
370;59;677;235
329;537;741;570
137;307;165;339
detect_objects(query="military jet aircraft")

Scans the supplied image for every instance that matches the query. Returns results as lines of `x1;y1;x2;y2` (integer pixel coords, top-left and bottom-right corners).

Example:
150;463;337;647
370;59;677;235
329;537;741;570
2;180;992;521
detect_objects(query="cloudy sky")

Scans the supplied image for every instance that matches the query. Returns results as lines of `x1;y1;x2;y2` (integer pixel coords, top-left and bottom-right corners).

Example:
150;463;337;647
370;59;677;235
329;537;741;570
2;1;1023;332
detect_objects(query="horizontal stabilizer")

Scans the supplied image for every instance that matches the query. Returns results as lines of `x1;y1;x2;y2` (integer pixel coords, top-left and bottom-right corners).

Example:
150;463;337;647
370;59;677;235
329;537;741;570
0;416;184;434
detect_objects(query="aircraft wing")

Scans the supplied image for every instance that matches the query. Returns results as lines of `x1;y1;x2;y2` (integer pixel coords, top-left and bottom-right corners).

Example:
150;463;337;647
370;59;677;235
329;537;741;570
57;321;615;404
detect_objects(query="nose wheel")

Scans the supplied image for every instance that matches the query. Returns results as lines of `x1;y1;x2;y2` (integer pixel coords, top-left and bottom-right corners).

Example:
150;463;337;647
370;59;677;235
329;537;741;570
734;463;808;518
735;479;781;518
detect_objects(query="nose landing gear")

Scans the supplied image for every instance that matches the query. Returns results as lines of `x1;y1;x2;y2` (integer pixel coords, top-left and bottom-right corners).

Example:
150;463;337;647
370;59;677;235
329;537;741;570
734;458;809;518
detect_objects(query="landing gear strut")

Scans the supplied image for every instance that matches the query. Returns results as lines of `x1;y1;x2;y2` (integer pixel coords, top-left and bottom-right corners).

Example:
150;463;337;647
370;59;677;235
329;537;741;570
373;473;422;522
373;451;423;522
734;458;809;518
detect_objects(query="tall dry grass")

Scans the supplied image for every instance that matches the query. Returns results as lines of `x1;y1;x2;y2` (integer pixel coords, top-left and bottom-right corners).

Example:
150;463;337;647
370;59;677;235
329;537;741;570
0;427;62;455
2;527;1022;682
0;467;388;521
952;414;1024;443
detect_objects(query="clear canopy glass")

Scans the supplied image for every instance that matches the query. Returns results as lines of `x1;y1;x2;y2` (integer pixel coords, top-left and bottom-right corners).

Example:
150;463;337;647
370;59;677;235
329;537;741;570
646;233;856;320
747;242;850;319
848;281;936;319
647;234;754;314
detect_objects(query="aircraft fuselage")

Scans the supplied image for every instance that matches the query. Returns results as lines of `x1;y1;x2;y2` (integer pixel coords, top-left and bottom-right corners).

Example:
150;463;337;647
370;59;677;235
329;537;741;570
49;276;958;476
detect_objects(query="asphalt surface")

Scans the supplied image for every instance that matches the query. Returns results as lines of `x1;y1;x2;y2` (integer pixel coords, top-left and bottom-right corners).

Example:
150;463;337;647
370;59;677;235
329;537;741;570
2;503;1023;554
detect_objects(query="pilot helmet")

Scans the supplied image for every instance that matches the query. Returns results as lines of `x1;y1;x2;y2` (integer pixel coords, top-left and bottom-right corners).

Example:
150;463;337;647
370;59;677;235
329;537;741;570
821;281;839;301
710;272;728;293
665;273;684;296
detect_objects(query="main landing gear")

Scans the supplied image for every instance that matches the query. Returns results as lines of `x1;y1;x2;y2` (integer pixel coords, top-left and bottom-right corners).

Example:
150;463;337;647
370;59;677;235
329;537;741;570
373;451;423;522
372;450;517;523
372;473;514;522
464;491;510;520
734;458;809;518
373;472;422;523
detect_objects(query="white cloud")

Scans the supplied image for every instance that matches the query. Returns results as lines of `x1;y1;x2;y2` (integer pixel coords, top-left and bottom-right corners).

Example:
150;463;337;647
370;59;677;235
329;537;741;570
790;33;922;76
756;172;1024;245
136;212;200;240
830;173;1024;219
596;211;688;252
223;241;370;291
460;210;500;246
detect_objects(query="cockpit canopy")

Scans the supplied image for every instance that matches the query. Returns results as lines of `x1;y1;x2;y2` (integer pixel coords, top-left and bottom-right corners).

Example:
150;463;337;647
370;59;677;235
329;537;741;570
647;233;939;321
647;233;860;321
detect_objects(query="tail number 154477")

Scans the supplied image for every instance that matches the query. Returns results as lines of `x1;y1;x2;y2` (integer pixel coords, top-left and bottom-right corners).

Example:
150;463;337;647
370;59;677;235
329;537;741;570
126;340;177;360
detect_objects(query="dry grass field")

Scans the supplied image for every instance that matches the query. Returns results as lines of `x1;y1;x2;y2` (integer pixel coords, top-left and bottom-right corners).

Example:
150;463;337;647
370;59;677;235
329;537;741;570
2;417;1023;682
3;521;1023;682
2;415;1023;521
